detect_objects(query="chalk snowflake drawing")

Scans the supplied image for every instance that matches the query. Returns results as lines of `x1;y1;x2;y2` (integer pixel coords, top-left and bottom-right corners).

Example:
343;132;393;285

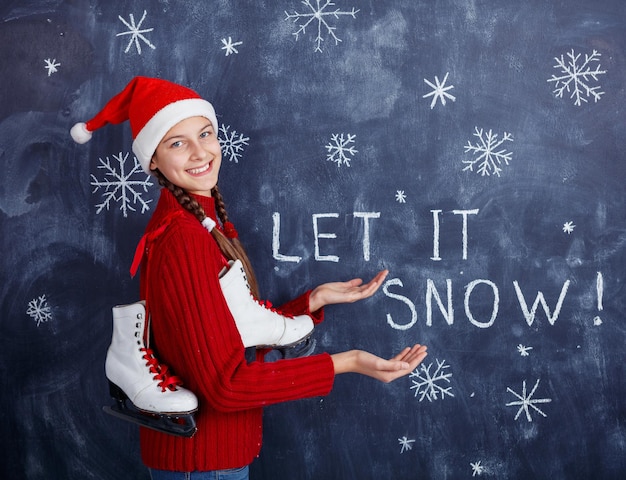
90;152;154;217
410;358;454;402
463;127;514;177
395;190;407;203
44;58;60;76
562;221;575;234
423;72;456;109
285;0;359;53
219;125;249;163
470;461;485;477
27;295;52;327
506;379;552;422
221;37;243;56
398;436;415;454
517;344;533;357
116;10;156;54
325;133;357;167
548;49;606;106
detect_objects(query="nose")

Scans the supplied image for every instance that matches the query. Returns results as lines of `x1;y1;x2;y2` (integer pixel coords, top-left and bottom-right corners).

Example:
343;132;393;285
189;140;208;161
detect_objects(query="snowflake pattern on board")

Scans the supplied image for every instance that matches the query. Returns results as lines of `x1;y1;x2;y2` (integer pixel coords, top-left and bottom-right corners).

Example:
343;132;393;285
506;378;552;422
463;127;514;177
325;133;357;167
219;125;250;163
116;10;156;54
470;461;485;477
44;58;60;76
27;295;52;327
398;436;415;454
221;37;243;56
548;49;606;106
395;190;407;203
285;0;359;52
410;358;454;402
562;221;575;234
90;152;154;217
423;72;456;109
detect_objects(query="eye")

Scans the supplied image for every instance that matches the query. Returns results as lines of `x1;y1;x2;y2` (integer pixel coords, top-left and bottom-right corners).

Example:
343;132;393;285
199;129;213;139
170;140;183;148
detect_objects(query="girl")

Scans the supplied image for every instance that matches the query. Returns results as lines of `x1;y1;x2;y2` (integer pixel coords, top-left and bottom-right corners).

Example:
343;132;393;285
71;76;427;480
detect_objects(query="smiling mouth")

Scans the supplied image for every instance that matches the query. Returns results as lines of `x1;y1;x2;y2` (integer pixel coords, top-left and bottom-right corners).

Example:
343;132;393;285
187;163;211;175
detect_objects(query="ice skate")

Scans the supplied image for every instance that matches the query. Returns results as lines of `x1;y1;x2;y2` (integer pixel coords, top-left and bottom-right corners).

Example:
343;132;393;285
103;301;198;438
219;260;315;350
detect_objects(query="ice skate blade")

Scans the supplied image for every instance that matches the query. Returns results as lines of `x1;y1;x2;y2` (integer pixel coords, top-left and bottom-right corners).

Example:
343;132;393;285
276;337;317;359
103;402;197;438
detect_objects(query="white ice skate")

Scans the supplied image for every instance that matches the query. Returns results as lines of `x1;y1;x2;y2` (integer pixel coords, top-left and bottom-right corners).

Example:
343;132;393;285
103;301;197;438
219;260;315;349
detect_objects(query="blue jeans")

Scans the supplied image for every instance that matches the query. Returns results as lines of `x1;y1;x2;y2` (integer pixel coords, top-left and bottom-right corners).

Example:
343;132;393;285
149;465;249;480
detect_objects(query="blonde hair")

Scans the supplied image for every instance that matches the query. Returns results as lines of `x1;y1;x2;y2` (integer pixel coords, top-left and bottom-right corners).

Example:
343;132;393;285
154;169;260;298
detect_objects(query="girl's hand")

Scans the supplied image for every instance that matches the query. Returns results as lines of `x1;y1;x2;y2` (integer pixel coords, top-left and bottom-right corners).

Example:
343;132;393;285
331;344;428;384
309;270;389;312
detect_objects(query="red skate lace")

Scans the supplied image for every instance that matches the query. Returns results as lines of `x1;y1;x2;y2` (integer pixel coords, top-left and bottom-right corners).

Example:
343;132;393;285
141;347;184;392
256;298;294;319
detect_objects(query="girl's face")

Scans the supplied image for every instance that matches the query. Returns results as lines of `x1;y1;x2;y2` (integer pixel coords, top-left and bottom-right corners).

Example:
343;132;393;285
150;116;222;197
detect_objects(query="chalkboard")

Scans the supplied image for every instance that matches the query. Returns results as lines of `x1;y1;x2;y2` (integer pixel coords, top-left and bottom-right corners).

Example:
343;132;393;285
1;1;625;478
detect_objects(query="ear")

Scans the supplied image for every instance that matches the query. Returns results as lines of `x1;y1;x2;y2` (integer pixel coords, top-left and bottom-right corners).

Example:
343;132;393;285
149;156;158;171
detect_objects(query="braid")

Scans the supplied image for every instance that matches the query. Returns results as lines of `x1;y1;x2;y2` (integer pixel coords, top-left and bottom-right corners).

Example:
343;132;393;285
155;170;206;223
154;170;260;297
211;185;260;297
211;186;229;226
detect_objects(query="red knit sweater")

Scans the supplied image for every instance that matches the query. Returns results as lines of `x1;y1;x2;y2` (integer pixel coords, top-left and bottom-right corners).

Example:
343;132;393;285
136;189;335;471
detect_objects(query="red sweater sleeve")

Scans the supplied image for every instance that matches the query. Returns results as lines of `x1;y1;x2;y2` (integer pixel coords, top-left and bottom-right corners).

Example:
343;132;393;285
142;216;335;412
278;292;325;325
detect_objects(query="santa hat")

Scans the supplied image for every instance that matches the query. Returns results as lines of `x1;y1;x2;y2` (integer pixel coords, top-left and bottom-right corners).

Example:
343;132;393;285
70;76;218;174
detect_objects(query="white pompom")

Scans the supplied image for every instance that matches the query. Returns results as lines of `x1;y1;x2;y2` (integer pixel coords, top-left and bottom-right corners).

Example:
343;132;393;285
70;122;93;144
202;217;216;232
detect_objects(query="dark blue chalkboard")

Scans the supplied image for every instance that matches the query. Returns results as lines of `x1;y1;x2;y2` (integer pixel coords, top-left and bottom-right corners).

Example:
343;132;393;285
2;1;625;478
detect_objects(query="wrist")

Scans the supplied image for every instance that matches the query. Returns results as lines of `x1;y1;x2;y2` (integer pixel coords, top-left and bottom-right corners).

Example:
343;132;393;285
308;287;323;313
331;350;358;375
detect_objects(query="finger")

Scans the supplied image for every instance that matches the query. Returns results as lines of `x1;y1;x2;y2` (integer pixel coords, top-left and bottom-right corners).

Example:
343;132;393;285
344;278;364;288
394;345;427;365
356;272;389;297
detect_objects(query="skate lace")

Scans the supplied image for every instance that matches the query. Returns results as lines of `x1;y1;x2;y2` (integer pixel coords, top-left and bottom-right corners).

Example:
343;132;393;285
141;347;183;392
254;297;294;319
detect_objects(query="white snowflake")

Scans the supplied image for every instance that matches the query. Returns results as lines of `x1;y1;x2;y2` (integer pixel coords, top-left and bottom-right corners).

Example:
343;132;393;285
593;316;602;326
395;190;407;203
463;127;514;177
423;72;456;109
506;378;552;422
325;133;357;167
219;125;250;163
562;221;575;234
221;37;243;56
44;58;60;76
517;344;533;357
398;436;415;454
548;49;606;106
116;10;156;54
470;461;485;477
410;358;454;402
285;0;359;53
27;295;52;327
90;152;154;217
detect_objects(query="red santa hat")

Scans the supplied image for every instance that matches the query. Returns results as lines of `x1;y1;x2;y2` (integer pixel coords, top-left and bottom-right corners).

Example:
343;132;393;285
70;76;218;174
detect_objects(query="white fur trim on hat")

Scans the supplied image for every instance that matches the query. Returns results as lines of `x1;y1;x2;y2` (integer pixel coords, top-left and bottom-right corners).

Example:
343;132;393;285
132;98;218;174
70;122;93;144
